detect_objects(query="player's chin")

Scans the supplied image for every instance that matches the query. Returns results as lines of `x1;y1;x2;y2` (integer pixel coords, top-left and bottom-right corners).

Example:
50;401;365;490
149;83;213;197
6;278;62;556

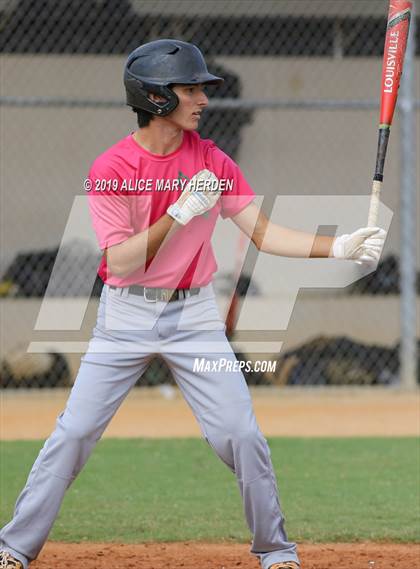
185;114;201;129
183;118;200;131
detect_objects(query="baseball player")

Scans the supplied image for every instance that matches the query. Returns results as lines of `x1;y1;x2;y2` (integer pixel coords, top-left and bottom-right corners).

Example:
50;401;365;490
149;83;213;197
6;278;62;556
0;39;385;569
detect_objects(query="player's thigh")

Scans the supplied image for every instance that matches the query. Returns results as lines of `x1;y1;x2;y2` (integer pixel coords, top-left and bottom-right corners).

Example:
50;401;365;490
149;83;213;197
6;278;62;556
60;349;151;439
164;330;252;419
64;289;155;435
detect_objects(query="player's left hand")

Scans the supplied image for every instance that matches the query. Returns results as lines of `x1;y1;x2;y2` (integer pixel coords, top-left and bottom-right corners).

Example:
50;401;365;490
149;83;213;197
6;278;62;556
167;169;221;226
332;227;386;262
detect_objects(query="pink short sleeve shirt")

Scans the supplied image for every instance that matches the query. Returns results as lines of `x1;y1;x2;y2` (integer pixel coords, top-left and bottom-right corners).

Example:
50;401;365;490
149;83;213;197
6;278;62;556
87;131;255;288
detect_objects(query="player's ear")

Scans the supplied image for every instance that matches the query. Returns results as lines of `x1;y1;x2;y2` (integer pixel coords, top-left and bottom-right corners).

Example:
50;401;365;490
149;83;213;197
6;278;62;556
149;93;167;104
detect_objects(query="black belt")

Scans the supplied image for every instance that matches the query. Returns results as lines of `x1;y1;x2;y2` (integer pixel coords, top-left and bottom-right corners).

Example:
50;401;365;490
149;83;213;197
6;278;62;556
109;284;200;302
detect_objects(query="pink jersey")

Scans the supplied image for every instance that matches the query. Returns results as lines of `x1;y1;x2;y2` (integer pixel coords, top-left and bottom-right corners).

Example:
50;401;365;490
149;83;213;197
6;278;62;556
87;130;255;288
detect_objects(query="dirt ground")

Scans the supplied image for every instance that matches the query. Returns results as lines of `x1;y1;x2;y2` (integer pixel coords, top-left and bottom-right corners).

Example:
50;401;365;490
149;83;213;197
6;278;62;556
3;387;419;568
1;386;419;440
30;541;420;569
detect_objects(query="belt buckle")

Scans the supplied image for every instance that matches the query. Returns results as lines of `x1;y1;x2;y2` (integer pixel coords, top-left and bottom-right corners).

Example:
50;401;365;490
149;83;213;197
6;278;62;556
160;289;175;302
143;287;157;302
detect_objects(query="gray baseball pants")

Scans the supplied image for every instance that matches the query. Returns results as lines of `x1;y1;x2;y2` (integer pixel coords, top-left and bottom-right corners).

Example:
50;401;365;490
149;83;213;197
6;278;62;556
0;283;299;569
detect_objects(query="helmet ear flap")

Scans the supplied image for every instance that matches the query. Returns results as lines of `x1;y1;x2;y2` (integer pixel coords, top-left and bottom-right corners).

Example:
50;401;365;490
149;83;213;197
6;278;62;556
148;84;179;116
125;74;179;116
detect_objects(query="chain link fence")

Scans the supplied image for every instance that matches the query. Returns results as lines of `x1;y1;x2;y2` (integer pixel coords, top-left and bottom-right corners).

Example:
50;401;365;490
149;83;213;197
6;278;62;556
0;0;419;388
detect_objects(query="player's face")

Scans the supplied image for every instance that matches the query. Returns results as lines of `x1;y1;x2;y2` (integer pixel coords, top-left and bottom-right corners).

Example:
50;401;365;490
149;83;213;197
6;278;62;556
167;84;209;130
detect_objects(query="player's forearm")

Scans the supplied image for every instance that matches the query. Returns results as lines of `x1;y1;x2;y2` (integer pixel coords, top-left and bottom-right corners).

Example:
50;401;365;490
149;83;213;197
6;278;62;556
259;222;334;258
106;214;180;278
232;204;334;258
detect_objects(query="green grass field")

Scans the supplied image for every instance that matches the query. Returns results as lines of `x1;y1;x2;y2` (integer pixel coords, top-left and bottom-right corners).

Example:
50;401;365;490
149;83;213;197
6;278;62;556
1;438;419;543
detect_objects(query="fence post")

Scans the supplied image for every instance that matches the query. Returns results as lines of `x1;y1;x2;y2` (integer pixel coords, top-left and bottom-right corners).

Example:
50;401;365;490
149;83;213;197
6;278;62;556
399;5;418;389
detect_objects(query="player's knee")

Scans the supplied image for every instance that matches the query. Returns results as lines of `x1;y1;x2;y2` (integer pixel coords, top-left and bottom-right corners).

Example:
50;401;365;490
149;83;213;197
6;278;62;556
201;402;266;469
222;412;263;448
62;424;97;442
204;433;234;471
208;425;271;481
232;421;261;441
57;411;100;443
206;424;266;471
230;425;269;463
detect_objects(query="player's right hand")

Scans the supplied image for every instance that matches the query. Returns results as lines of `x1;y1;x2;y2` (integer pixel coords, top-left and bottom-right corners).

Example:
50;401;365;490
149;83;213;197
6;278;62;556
332;227;386;262
167;169;221;225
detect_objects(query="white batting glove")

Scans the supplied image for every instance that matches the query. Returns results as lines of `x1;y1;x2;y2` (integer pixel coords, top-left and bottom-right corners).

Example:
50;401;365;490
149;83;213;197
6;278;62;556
332;227;386;262
167;169;221;226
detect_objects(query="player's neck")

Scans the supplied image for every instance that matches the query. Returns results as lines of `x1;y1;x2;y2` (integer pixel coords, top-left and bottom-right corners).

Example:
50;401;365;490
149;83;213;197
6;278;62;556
133;123;184;156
